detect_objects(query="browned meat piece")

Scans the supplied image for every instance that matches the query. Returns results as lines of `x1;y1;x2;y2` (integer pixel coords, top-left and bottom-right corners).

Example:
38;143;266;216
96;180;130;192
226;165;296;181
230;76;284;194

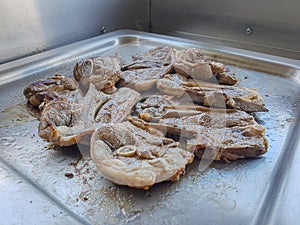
38;100;91;146
119;66;172;91
187;125;268;162
133;108;268;162
73;55;122;94
173;48;214;81
160;109;258;129
135;95;242;122
209;61;238;85
131;46;175;65
23;74;78;107
157;74;268;112
38;84;107;146
29;91;66;110
131;46;237;85
91;121;194;189
38;85;140;146
160;110;268;161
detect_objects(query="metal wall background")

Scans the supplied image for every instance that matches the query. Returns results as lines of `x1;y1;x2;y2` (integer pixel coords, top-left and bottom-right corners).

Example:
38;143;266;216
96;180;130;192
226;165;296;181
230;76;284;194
0;0;149;64
151;0;300;59
1;0;299;63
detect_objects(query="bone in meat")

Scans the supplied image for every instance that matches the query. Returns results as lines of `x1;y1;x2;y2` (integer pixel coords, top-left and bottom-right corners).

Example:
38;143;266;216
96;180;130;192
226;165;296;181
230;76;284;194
73;55;122;95
156;73;268;112
38;85;140;146
91;121;194;189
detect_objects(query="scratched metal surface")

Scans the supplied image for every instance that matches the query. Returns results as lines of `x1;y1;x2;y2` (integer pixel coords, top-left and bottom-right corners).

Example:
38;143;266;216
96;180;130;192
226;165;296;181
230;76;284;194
0;30;299;225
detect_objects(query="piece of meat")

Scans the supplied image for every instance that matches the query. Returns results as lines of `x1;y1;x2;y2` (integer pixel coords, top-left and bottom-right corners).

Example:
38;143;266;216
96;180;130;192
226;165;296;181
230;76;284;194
23;74;78;107
131;46;175;65
137;95;175;121
135;95;239;122
91;121;194;189
187;125;268;162
209;61;238;85
131;46;237;85
38;84;140;146
159;110;268;161
119;66;172;92
38;100;91;146
157;73;268;112
160;109;257;129
132;108;268;162
29;91;66;111
134;95;225;122
95;87;140;123
134;95;181;122
129;116;198;139
38;84;107;146
73;55;122;94
173;48;214;81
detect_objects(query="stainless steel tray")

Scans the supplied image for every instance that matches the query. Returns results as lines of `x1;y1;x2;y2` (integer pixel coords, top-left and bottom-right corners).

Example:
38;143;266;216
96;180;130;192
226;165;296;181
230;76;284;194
0;30;299;225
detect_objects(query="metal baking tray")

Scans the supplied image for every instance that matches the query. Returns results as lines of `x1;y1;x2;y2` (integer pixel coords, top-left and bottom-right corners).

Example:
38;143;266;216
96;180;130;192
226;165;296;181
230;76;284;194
0;30;299;225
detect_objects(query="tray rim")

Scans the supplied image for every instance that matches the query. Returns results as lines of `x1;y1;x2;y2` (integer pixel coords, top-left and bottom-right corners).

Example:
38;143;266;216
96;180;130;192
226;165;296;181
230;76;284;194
0;29;299;87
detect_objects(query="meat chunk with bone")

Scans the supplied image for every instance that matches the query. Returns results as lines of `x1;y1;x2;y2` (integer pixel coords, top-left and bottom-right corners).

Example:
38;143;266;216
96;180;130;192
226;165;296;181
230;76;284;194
91;121;194;189
38;85;140;146
162;111;267;162
187;125;268;162
23;74;78;107
73;55;122;94
130;46;237;85
137;95;256;124
157;73;268;112
130;108;268;162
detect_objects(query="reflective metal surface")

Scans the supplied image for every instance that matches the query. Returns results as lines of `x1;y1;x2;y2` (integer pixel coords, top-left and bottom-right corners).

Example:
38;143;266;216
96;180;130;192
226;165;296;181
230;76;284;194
151;0;300;60
0;30;299;225
0;0;149;64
